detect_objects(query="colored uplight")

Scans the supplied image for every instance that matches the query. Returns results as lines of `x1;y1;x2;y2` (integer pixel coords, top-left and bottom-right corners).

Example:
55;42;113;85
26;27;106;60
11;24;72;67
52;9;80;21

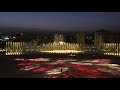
70;62;93;65
57;58;77;61
45;67;69;75
15;57;120;78
17;62;37;66
33;65;54;73
32;58;50;61
81;59;111;64
15;58;50;62
15;58;25;61
20;64;40;71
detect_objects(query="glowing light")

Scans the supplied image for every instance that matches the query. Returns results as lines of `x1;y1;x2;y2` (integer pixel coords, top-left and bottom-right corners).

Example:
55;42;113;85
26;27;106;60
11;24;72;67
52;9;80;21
15;58;25;61
15;57;120;78
33;65;54;73
41;50;83;53
20;64;40;71
70;62;93;65
5;37;9;40
45;67;69;75
59;41;65;44
29;58;50;62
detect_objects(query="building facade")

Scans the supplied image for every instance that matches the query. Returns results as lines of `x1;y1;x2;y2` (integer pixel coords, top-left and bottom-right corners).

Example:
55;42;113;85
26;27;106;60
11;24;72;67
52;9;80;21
77;32;85;44
54;34;64;43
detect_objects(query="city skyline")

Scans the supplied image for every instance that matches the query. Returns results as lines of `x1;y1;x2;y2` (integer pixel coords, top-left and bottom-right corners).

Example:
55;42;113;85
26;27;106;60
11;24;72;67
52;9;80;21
0;12;120;32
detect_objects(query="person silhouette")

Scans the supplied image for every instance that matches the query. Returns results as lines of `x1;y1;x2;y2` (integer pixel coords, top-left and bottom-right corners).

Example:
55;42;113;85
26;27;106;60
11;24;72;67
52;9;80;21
61;68;63;73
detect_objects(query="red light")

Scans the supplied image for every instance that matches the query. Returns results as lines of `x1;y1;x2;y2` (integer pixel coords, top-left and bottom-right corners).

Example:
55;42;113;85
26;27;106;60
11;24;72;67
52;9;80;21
15;58;25;61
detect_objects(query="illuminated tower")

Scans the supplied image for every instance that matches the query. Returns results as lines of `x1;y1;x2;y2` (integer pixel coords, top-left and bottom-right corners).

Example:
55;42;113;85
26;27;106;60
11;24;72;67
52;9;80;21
95;32;104;45
95;30;106;52
54;34;64;43
77;32;85;44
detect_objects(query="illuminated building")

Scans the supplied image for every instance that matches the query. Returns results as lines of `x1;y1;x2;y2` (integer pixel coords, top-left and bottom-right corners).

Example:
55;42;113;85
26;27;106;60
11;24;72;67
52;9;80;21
2;31;120;57
77;32;85;44
85;32;95;44
40;41;83;54
4;41;120;56
54;34;64;43
85;45;97;52
5;42;27;55
100;43;120;56
95;31;104;45
76;32;85;51
106;33;120;43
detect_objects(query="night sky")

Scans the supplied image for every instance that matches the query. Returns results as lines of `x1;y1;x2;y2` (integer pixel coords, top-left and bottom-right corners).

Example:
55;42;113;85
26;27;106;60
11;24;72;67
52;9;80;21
0;12;120;32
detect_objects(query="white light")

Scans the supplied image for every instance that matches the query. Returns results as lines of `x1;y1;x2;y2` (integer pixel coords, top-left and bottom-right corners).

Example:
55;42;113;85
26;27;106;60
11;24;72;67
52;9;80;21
41;50;83;53
46;67;69;75
59;41;65;44
13;37;16;39
5;37;9;40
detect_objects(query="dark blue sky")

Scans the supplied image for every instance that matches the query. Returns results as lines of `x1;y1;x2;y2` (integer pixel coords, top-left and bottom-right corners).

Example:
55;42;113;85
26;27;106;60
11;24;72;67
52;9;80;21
0;12;120;32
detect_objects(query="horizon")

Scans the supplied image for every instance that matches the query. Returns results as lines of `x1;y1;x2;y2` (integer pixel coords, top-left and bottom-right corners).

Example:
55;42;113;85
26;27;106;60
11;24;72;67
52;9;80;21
0;26;120;33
